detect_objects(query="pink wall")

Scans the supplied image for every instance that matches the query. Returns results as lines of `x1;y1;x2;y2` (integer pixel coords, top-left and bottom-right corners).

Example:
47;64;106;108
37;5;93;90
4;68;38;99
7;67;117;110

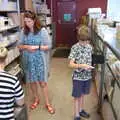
47;0;107;23
47;0;107;46
76;0;107;23
46;0;51;9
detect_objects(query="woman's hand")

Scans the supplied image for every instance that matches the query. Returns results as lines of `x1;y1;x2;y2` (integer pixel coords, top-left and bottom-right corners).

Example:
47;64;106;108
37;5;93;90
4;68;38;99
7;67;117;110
26;45;39;52
40;45;49;51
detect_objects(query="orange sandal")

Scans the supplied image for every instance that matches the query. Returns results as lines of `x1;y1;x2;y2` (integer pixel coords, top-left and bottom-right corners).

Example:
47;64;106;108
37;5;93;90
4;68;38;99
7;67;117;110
30;99;39;110
45;104;55;114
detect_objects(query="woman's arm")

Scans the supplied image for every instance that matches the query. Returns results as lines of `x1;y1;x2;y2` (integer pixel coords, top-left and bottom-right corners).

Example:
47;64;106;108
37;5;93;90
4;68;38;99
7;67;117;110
40;28;52;51
18;45;29;50
40;45;49;50
18;45;39;52
18;30;40;51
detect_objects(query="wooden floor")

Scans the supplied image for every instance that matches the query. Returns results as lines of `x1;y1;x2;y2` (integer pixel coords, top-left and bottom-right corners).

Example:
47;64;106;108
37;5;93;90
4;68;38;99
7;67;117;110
25;58;102;120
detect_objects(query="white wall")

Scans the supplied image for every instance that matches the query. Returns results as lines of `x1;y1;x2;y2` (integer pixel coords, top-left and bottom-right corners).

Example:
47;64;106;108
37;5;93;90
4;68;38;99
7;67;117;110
107;0;120;21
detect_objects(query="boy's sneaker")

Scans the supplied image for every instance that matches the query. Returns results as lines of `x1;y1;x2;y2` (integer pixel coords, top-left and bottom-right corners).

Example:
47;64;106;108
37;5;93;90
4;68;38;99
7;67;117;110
79;110;90;118
74;116;81;120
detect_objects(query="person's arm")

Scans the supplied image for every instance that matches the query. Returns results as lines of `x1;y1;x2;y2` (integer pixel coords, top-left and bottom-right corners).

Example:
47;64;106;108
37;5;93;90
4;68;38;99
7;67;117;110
68;45;94;70
68;45;78;68
39;28;52;51
14;80;24;107
69;59;94;69
18;44;30;50
18;44;39;52
17;30;39;52
16;97;24;107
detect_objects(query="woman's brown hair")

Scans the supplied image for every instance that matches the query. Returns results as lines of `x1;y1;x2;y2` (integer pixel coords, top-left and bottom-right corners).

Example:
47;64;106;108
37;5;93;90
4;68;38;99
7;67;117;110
24;11;41;35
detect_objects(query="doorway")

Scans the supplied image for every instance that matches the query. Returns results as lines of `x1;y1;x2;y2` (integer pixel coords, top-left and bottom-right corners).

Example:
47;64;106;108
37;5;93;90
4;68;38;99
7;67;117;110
56;1;77;47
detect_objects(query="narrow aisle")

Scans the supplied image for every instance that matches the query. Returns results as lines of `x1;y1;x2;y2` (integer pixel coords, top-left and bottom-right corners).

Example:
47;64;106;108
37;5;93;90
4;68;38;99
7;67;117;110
29;58;101;120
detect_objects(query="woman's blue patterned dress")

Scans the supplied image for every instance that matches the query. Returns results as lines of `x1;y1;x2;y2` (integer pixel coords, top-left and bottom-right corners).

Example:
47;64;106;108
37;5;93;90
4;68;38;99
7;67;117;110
19;28;51;82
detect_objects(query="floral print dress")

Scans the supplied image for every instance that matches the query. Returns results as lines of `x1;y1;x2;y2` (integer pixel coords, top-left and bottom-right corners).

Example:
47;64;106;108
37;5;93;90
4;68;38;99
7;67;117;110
19;28;51;82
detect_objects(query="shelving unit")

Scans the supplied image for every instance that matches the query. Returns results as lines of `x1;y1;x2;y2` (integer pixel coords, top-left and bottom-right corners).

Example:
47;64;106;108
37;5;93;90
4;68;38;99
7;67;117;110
32;0;54;48
0;25;19;32
91;25;120;120
0;0;21;76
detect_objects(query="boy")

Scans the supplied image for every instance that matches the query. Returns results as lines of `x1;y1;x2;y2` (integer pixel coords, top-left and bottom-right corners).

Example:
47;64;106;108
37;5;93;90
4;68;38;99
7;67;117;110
68;25;94;120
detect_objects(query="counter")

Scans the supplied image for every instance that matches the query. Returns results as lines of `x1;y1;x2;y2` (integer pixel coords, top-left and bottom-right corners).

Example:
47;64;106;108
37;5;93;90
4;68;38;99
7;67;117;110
91;25;120;120
96;27;120;59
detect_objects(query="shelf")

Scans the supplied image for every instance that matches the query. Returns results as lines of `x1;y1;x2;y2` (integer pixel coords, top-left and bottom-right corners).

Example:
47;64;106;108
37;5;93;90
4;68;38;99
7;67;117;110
91;26;120;120
0;40;17;48
0;25;19;32
8;68;21;76
0;10;18;12
94;27;120;60
5;54;20;67
6;40;17;48
5;47;20;67
0;0;22;78
46;24;52;26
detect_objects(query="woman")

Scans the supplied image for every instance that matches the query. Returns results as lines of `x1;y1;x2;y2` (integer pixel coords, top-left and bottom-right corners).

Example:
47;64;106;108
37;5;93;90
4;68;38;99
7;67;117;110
18;11;55;114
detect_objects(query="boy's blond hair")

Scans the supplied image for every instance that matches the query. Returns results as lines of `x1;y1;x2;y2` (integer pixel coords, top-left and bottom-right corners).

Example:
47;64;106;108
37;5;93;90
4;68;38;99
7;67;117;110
77;25;90;41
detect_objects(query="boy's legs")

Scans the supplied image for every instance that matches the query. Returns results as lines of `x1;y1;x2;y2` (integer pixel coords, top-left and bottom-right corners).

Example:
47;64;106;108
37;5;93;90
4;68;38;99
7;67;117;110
78;95;90;118
78;95;84;112
74;97;81;120
74;97;79;117
78;79;91;118
72;79;91;119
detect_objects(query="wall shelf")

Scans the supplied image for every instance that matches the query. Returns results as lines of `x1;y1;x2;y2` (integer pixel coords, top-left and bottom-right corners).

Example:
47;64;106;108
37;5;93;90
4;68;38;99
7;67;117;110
0;25;19;32
0;0;22;78
91;25;120;120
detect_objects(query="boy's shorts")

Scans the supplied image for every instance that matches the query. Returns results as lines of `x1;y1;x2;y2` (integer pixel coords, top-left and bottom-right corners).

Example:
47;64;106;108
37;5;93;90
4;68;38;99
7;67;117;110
72;79;91;98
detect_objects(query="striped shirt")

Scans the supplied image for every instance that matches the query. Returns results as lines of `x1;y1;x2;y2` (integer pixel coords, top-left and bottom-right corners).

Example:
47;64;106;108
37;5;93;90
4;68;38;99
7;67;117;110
0;71;24;120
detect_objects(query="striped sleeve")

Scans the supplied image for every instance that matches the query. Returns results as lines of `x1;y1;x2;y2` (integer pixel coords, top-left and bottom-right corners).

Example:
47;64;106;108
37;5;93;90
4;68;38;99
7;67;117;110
14;80;24;100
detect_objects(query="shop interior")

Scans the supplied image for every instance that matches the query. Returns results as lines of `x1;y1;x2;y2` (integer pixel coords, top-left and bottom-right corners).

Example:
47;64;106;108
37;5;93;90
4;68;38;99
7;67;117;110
0;0;120;120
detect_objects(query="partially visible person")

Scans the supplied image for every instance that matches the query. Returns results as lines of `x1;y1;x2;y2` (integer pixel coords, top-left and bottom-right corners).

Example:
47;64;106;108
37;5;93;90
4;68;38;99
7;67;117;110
68;25;94;120
0;47;24;120
18;11;55;114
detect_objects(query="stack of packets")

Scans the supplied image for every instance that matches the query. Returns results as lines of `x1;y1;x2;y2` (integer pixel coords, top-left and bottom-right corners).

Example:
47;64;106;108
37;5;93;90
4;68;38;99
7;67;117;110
116;23;120;40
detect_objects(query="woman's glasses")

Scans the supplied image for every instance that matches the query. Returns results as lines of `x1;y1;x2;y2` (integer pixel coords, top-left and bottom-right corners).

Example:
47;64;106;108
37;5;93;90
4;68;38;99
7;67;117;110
24;10;36;19
24;10;33;14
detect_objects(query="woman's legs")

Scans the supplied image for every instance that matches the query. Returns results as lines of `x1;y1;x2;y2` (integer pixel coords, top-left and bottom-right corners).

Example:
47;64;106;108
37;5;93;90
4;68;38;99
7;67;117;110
29;82;39;109
30;82;39;100
39;82;49;105
39;81;55;114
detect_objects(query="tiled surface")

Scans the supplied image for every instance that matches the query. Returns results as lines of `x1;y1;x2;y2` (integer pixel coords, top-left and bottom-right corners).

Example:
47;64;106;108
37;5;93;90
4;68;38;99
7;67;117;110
102;101;115;120
25;58;102;120
102;83;120;120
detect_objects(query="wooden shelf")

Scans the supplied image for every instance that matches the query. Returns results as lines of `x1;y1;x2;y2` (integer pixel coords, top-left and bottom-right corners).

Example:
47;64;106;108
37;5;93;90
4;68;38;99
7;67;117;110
0;25;19;32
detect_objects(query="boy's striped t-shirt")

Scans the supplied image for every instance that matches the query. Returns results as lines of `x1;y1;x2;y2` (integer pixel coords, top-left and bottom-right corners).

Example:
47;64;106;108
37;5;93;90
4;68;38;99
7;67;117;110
0;71;24;120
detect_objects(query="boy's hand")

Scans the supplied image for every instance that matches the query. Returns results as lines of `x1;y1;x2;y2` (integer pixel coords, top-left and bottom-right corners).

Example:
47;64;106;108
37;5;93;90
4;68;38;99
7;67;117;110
82;64;94;70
